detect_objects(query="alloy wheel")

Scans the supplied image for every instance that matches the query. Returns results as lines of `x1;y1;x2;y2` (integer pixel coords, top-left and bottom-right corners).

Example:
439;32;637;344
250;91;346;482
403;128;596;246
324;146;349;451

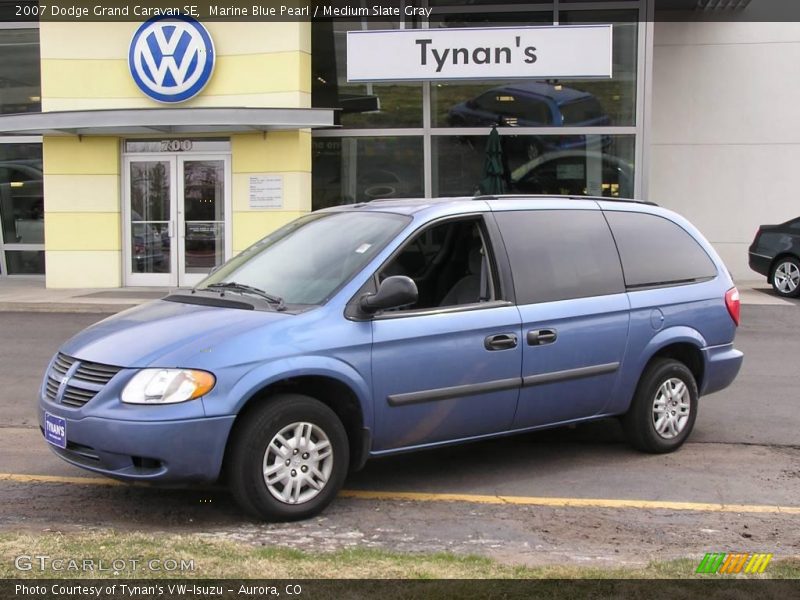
774;261;800;294
262;421;333;505
652;377;691;440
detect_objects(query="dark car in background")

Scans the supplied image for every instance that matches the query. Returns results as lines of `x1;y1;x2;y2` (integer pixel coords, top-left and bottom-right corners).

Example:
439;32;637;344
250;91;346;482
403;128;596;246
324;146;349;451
510;150;634;199
749;217;800;297
448;82;610;159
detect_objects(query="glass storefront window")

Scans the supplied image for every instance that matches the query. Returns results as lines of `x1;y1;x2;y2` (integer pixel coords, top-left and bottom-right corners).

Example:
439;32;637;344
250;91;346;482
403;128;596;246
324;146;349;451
434;134;635;198
313;20;423;128
0;28;41;114
311;4;643;208
0;144;43;245
431;12;638;127
312;136;424;210
5;249;44;275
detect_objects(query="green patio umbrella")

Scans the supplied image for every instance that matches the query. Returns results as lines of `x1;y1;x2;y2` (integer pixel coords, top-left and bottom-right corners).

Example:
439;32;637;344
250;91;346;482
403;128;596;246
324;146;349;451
477;126;508;195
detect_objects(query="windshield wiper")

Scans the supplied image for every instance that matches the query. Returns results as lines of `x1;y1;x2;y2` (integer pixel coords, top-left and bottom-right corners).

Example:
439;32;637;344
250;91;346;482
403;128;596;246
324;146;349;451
203;282;286;311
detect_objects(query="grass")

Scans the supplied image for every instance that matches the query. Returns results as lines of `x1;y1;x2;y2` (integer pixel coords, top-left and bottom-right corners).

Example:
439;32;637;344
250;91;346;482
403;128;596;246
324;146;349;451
1;531;799;580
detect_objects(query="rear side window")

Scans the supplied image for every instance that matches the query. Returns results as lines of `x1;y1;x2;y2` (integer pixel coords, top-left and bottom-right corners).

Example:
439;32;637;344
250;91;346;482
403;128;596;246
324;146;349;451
604;211;717;288
494;209;625;304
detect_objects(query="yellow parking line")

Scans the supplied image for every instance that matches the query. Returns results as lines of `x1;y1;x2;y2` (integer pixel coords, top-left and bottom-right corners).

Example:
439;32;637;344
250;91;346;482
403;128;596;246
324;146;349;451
2;472;799;515
0;472;123;486
338;490;800;515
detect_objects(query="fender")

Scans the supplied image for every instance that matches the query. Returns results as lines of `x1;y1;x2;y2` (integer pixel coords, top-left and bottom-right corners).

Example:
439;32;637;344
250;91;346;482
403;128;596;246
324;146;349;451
640;325;707;364
218;355;374;429
610;325;707;415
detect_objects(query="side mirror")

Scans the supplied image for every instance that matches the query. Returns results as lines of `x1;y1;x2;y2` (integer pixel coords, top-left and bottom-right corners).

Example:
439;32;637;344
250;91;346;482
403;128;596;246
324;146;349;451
359;276;418;315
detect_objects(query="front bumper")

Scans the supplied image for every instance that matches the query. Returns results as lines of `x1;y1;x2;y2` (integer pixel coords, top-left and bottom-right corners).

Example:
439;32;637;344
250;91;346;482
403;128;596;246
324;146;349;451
700;344;744;396
38;407;235;483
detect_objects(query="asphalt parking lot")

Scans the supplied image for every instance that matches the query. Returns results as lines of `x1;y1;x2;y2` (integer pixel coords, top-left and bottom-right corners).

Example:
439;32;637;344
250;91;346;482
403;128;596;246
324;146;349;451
0;297;798;566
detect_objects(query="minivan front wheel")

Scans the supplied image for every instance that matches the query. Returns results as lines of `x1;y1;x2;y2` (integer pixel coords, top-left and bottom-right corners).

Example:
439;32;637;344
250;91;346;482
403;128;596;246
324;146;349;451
227;394;349;521
622;358;698;454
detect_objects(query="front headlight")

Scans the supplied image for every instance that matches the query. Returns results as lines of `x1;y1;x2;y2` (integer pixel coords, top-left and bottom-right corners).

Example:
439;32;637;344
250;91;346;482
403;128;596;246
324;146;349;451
121;369;216;405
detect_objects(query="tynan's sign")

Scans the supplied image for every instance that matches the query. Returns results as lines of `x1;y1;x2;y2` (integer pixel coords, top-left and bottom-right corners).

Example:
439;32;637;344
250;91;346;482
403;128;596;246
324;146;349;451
347;25;613;82
129;16;215;103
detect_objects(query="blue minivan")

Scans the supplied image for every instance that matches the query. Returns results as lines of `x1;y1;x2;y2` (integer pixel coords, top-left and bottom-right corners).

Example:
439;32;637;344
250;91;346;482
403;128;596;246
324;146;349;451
39;196;743;521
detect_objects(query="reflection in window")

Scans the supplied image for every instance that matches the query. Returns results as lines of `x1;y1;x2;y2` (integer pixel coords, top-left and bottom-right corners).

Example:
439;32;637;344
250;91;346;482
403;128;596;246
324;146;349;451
0;143;44;276
5;250;44;275
310;5;642;207
434;135;635;198
312;20;423;128
312;137;424;210
432;15;638;127
0;28;41;114
438;81;611;128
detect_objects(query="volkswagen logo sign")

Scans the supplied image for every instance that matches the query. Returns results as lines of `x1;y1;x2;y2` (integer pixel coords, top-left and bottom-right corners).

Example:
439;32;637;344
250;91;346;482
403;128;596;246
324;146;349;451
129;16;215;103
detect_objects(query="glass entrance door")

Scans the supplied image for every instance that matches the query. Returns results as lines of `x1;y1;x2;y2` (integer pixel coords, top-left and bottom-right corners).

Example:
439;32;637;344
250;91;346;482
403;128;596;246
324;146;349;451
178;156;227;287
124;154;230;287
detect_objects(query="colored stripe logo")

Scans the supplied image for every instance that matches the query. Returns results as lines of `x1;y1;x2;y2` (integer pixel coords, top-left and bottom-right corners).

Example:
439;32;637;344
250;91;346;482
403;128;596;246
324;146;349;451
696;552;773;574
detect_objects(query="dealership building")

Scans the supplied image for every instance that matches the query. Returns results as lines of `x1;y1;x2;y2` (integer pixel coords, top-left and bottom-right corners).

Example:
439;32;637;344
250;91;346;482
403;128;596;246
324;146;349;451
0;0;795;287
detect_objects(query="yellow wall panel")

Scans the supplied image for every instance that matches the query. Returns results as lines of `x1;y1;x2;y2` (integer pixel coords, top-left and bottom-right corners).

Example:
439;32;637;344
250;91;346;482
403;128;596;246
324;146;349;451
232;211;306;251
232;172;311;212
45;213;121;251
45;251;122;289
40;22;309;60
40;22;138;59
45;175;120;213
44;137;119;176
232;132;311;174
43;92;310;112
42;59;140;99
207;53;310;96
42;52;309;101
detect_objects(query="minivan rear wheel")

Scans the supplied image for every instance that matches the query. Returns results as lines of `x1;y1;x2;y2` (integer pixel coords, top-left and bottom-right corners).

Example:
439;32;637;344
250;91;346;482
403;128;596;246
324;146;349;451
771;256;800;297
622;358;698;454
227;394;349;521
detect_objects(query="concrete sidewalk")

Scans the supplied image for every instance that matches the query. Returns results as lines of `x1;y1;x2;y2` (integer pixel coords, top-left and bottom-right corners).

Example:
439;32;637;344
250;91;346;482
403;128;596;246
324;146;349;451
0;279;174;313
0;278;793;313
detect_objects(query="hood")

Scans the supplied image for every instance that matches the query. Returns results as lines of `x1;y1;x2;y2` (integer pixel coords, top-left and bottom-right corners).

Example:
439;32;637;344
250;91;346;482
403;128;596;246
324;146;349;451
61;299;290;368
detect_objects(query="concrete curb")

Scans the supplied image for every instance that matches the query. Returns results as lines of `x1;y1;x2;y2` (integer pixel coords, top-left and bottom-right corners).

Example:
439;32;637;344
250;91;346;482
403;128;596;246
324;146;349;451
0;302;137;314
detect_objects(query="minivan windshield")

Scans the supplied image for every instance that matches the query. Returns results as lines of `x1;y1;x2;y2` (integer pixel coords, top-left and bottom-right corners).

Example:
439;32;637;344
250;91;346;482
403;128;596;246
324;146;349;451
196;211;410;306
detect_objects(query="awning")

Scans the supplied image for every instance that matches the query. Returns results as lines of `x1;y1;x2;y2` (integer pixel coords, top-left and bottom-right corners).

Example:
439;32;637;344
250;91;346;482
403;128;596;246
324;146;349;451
0;107;337;136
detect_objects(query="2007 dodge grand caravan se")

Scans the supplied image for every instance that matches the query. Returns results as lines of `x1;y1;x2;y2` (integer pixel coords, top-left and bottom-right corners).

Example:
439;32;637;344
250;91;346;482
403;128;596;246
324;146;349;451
39;196;743;521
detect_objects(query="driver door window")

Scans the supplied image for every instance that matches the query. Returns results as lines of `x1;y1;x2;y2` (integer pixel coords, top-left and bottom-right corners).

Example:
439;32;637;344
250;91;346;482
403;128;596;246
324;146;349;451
378;217;496;311
369;215;521;451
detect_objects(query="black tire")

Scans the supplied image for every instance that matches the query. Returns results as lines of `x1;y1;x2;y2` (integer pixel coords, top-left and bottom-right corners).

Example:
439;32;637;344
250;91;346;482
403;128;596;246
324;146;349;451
227;394;349;521
622;358;698;454
770;256;800;298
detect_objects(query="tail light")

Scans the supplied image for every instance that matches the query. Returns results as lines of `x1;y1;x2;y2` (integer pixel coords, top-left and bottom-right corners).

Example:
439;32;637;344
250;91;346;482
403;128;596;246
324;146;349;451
725;287;740;326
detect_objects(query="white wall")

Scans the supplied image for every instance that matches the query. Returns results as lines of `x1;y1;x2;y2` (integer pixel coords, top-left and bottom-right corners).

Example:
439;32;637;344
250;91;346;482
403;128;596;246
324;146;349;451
649;21;800;280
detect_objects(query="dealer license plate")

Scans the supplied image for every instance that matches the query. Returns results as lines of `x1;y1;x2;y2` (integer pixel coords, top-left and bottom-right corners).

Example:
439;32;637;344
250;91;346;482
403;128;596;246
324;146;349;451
44;412;67;449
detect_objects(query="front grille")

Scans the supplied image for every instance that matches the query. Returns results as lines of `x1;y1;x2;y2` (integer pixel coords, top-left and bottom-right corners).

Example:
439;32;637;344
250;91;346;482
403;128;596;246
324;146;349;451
44;377;60;402
51;353;75;378
61;386;97;408
73;361;121;385
44;352;122;408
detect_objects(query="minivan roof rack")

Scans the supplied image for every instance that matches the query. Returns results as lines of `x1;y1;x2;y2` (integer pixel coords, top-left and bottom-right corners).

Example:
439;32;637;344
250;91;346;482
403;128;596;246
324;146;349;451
473;194;659;206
